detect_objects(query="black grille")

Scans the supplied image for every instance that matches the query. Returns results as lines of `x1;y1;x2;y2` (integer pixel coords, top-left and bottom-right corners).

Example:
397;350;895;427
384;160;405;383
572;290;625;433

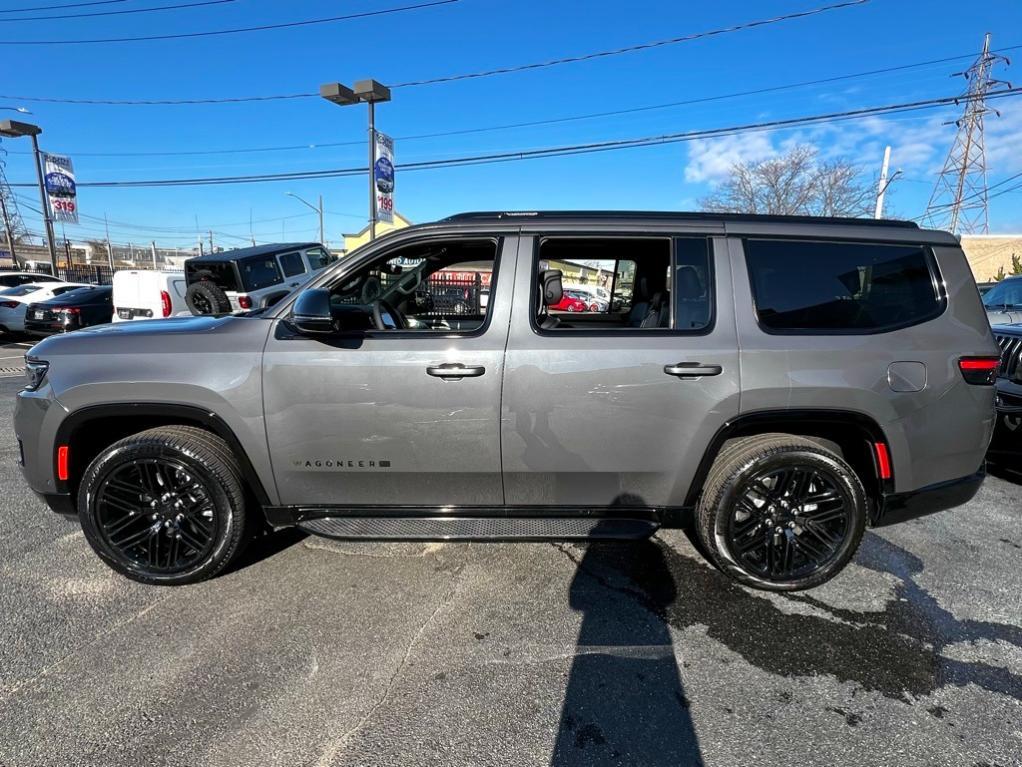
994;333;1022;380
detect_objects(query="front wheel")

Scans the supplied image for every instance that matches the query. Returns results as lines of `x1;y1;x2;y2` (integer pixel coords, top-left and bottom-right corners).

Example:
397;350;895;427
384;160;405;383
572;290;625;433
77;426;249;585
695;434;867;591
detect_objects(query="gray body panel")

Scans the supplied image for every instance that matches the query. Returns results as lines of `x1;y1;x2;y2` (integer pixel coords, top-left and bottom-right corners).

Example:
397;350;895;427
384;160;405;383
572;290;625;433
501;235;740;507
13;212;996;522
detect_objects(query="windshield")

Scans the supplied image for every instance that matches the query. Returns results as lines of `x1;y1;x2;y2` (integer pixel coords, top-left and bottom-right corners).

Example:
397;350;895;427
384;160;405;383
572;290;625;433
982;280;1022;309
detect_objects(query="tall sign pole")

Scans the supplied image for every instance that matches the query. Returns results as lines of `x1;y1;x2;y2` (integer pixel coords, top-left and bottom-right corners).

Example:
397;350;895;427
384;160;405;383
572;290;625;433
30;135;57;264
368;99;377;242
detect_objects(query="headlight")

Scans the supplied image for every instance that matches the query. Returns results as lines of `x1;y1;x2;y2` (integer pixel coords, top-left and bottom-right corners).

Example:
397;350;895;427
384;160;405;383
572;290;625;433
24;358;49;391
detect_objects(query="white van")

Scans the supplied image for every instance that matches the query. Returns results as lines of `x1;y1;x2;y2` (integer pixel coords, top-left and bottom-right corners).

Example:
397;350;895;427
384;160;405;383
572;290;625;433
112;270;190;322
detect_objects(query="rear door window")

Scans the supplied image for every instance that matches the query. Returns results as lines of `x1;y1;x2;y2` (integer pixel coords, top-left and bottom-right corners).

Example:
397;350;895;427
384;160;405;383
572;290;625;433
279;251;306;278
239;258;282;292
305;247;335;270
744;239;944;334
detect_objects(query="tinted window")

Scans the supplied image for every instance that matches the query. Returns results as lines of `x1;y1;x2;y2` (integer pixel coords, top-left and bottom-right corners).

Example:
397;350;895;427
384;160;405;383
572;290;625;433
239;258;282;291
675;237;713;331
279;252;306;277
982;279;1022;310
306;247;335;270
745;240;942;333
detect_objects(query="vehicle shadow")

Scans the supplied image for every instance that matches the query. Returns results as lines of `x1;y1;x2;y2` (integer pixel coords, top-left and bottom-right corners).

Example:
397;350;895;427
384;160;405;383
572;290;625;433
226;527;308;575
551;538;704;766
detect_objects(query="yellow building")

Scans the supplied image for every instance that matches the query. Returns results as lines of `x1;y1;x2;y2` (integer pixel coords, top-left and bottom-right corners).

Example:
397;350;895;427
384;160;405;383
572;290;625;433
341;212;413;255
961;234;1022;282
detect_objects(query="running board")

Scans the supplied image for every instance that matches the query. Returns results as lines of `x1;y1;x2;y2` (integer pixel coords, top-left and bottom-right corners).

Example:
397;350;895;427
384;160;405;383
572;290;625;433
297;516;659;541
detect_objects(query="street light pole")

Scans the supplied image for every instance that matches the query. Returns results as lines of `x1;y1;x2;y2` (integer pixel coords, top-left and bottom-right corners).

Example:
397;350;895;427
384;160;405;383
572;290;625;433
0;192;16;266
367;98;377;242
320;79;391;244
30;133;58;265
285;192;325;244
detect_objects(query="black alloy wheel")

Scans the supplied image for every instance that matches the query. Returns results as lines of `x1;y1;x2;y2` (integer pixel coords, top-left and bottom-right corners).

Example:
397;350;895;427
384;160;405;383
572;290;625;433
78;426;248;585
695;433;867;591
726;465;852;582
94;457;218;574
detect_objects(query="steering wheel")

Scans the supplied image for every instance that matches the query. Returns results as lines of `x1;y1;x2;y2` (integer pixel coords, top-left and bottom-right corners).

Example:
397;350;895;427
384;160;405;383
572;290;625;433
372;298;406;330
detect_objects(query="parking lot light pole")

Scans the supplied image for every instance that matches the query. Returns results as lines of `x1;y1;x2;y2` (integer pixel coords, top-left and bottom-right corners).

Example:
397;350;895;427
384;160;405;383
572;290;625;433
0;119;57;265
320;79;391;243
285;192;325;245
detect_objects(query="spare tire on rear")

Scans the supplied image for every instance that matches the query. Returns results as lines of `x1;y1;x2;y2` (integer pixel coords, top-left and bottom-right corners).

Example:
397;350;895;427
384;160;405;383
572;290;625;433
186;280;232;315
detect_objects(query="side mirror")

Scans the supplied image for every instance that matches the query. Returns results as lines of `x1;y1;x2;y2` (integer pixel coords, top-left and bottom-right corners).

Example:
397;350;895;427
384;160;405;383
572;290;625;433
291;288;334;335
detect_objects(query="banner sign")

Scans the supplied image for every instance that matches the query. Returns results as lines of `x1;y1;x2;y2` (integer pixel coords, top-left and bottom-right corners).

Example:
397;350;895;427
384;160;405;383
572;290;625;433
374;132;394;224
43;153;78;224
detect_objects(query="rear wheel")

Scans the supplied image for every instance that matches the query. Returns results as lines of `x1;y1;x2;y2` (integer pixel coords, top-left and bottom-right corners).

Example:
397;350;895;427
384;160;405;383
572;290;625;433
77;426;248;585
695;434;867;591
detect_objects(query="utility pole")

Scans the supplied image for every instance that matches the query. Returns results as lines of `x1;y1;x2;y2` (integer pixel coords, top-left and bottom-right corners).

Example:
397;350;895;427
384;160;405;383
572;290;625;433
923;33;1011;233
319;193;324;245
0;192;16;265
104;214;114;270
208;230;214;253
874;146;891;219
197;234;204;256
151;240;158;269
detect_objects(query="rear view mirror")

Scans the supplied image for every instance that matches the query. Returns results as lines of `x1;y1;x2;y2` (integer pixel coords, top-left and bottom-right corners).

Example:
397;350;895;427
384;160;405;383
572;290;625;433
291;288;333;334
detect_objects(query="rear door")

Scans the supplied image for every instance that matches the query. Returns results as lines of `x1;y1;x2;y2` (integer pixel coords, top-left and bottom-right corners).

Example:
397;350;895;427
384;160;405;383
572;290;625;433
500;232;740;509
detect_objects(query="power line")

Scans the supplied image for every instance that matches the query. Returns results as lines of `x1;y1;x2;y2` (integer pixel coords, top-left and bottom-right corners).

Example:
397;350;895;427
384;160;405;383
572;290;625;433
6;47;1014;159
12;88;1020;189
0;0;878;96
0;0;125;13
0;0;459;45
391;0;872;87
0;0;236;23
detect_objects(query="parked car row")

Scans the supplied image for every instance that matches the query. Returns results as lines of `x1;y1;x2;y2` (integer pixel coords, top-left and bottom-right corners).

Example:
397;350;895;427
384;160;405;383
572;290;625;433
0;243;338;338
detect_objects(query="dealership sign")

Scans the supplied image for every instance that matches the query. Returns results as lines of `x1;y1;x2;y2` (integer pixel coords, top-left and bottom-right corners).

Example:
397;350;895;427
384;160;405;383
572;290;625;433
43;153;78;224
374;132;394;224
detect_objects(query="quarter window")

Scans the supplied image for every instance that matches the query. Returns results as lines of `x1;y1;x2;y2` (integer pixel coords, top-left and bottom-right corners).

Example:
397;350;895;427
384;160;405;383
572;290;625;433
745;239;943;333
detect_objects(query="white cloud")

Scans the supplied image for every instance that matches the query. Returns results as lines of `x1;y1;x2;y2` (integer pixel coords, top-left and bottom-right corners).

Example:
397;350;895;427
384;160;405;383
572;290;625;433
683;132;776;183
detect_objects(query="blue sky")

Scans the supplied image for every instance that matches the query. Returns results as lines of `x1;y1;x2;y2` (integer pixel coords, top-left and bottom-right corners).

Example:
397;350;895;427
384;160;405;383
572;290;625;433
1;0;1020;250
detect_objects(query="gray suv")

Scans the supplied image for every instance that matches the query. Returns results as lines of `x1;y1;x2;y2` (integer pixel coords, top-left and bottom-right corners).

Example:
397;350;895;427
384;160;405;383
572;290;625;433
14;212;999;591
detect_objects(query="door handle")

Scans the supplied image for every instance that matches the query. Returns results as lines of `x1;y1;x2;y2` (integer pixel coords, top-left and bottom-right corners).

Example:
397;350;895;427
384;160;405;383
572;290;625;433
427;363;486;379
664;362;723;378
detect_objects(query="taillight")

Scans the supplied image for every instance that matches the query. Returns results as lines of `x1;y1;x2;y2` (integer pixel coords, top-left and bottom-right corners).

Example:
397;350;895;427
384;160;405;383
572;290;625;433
160;290;172;317
958;356;1000;385
238;295;252;309
0;301;18;309
58;307;81;315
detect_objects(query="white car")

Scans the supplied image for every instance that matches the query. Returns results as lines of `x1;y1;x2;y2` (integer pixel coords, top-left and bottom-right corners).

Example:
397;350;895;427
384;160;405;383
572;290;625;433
112;269;190;322
0;281;87;334
0;271;62;289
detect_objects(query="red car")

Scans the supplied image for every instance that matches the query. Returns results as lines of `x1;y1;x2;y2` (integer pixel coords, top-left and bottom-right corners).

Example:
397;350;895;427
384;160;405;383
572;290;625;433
551;293;587;312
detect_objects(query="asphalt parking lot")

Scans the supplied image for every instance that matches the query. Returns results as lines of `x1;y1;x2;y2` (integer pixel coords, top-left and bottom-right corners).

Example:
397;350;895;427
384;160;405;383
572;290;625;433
0;340;1020;767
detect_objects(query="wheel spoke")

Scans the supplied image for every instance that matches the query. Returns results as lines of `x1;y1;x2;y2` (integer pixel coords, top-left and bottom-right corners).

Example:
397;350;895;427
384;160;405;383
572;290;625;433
793;534;829;562
111;523;157;550
103;510;147;538
176;524;207;554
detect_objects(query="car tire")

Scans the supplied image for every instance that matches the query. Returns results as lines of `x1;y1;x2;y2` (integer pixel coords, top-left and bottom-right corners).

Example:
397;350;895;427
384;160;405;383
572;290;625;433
695;433;867;592
185;280;231;315
77;426;249;585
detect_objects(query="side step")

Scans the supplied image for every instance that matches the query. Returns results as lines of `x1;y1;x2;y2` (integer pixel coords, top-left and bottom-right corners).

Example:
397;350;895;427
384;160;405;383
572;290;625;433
297;516;659;541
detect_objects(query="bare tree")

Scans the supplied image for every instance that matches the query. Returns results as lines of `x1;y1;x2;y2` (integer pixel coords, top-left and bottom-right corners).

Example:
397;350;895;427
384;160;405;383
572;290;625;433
699;145;874;217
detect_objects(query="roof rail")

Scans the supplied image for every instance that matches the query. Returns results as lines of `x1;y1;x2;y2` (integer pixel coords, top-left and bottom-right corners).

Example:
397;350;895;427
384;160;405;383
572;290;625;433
439;210;921;229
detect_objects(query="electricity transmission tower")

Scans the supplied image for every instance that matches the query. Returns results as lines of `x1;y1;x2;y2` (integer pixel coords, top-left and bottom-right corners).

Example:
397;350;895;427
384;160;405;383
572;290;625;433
923;34;1011;234
0;143;29;265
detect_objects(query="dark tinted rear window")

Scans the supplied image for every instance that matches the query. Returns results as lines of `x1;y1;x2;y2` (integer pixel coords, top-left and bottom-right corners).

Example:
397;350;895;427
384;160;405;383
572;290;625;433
240;258;282;291
745;239;943;333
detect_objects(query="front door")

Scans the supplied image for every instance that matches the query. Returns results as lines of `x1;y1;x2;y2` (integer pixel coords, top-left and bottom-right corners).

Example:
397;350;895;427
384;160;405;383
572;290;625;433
262;234;515;508
501;233;740;509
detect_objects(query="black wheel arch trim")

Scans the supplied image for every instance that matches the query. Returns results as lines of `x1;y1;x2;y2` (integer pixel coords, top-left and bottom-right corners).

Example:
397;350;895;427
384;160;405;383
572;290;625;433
685;408;893;515
53;402;273;510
